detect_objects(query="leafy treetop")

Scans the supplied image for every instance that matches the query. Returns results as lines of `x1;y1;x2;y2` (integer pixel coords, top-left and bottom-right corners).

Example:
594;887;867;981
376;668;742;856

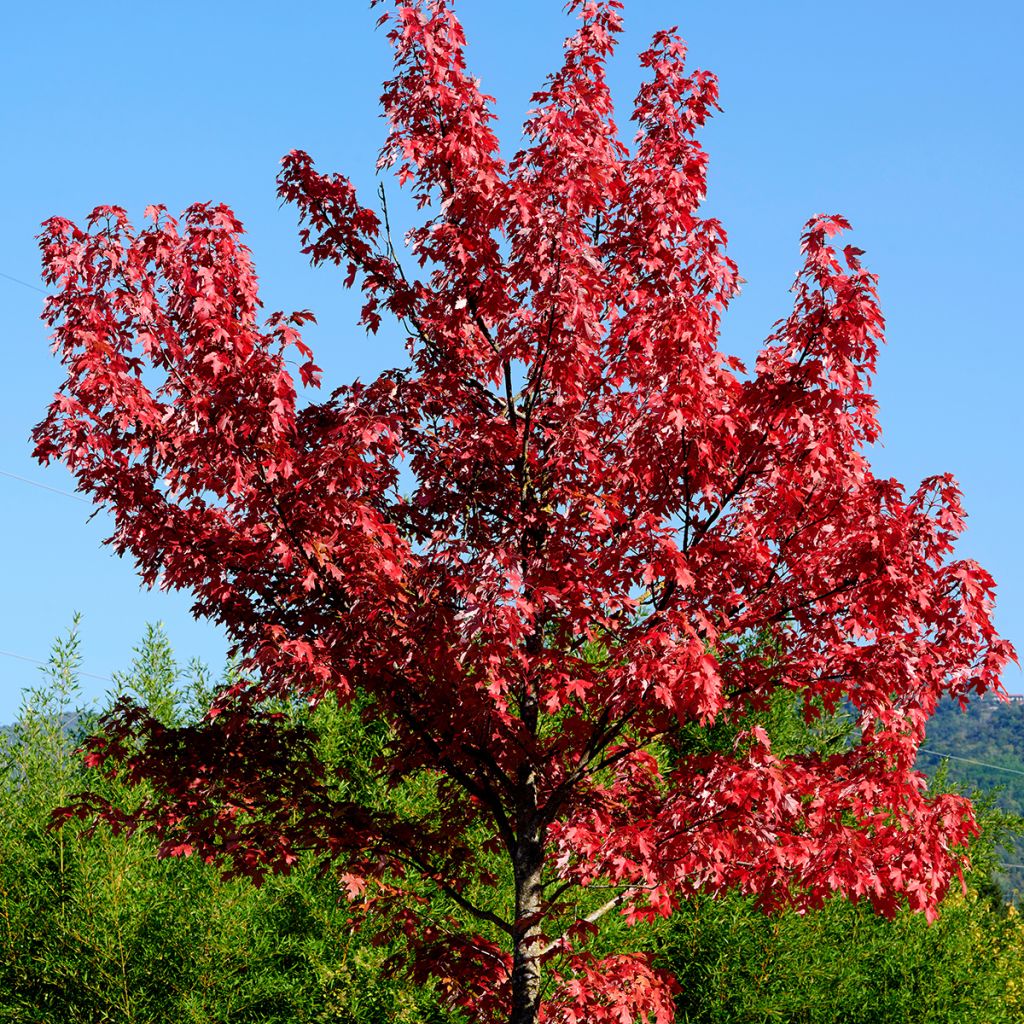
35;2;1015;1022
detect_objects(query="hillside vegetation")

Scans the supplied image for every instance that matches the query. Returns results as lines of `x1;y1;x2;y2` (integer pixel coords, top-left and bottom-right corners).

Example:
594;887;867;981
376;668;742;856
919;696;1024;899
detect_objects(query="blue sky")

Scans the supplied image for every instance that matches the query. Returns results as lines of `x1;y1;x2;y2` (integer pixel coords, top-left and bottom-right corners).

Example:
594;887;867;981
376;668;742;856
1;1;1020;720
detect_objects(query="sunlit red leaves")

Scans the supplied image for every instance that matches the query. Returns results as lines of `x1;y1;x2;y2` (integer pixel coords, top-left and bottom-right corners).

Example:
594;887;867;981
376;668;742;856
545;953;678;1024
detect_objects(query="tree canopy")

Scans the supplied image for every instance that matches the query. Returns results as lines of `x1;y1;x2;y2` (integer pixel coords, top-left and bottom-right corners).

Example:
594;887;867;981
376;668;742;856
34;2;1014;1021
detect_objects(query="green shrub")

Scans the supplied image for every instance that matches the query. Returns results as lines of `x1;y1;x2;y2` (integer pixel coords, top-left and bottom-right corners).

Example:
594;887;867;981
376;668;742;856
2;624;1022;1022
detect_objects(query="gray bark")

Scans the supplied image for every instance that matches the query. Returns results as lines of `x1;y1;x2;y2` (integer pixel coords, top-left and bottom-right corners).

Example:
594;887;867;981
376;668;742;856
509;816;545;1024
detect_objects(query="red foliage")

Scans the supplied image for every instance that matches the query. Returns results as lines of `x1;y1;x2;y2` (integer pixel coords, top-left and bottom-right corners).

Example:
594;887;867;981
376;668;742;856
35;2;1014;1021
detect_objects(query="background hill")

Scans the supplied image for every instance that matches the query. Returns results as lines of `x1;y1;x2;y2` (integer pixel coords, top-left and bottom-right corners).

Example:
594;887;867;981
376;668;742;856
919;695;1024;899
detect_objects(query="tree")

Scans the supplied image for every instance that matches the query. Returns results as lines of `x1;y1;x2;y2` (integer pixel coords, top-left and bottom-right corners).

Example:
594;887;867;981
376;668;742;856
33;1;1014;1021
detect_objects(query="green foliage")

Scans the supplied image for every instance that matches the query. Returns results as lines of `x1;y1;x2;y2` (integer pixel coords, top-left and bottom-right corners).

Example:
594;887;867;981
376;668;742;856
2;624;1023;1022
664;880;1024;1024
0;622;450;1024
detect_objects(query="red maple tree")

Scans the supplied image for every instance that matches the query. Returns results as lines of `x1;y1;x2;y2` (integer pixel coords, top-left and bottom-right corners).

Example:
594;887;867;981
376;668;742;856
35;2;1014;1021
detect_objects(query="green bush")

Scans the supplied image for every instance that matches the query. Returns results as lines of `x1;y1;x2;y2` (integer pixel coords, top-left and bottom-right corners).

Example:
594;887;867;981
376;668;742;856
0;622;448;1024
664;881;1024;1024
2;624;1022;1022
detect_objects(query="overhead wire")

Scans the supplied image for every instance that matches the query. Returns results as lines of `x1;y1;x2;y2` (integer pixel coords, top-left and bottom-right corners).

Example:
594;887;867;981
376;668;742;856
0;648;111;683
917;747;1024;778
0;270;44;294
0;469;89;504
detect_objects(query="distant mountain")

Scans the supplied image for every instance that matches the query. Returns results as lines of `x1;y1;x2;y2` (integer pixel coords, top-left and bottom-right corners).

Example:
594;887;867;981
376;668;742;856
0;710;92;742
919;695;1024;899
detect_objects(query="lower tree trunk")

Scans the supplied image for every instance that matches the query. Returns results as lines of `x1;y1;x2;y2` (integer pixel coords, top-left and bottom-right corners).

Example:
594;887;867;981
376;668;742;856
509;828;545;1024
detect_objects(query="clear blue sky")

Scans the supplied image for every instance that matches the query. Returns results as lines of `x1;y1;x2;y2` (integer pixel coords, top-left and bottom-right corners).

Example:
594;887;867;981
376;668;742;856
1;1;1021;720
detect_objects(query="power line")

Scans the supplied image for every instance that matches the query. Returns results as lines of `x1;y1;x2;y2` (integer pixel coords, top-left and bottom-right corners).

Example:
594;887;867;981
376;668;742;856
917;747;1024;778
0;469;90;504
0;271;44;294
0;649;111;683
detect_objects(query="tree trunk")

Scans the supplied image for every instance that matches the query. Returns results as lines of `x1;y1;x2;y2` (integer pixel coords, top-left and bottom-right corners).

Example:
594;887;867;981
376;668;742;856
509;823;545;1024
511;630;545;1024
